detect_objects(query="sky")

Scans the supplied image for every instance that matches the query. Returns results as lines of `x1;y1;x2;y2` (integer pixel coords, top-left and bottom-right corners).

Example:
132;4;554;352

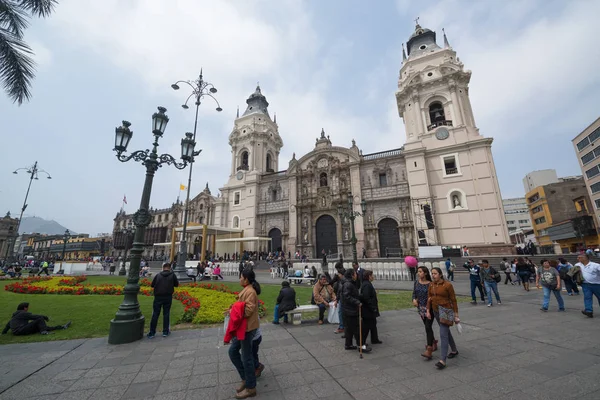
1;0;599;236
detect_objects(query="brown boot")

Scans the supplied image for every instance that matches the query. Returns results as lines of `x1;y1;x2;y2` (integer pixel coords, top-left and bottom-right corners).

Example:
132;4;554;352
236;381;246;393
235;388;257;399
432;340;438;352
421;346;433;360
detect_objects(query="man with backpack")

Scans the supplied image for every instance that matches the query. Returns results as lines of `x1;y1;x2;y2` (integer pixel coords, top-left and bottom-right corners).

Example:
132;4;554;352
479;260;502;307
445;258;455;282
557;258;579;295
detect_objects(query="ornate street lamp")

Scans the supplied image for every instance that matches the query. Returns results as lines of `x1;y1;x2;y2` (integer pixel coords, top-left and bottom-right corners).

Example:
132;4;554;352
118;221;135;276
109;106;191;345
11;161;52;260
59;229;71;273
171;70;222;281
337;191;367;264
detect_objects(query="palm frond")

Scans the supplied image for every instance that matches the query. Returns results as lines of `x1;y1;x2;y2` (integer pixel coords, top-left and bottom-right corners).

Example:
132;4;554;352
0;27;35;104
17;0;57;18
0;0;29;38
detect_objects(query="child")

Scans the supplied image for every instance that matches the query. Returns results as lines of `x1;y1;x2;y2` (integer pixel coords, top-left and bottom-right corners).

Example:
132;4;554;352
253;327;264;377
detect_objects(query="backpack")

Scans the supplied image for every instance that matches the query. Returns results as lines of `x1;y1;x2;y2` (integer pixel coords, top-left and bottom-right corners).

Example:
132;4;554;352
558;265;569;280
449;263;456;272
491;267;502;283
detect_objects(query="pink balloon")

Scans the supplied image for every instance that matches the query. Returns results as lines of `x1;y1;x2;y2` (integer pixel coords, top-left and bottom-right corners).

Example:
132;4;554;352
405;256;418;267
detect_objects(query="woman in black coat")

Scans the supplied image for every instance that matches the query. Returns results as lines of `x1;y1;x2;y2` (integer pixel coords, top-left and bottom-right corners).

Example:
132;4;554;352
273;281;296;324
342;269;371;353
360;270;381;345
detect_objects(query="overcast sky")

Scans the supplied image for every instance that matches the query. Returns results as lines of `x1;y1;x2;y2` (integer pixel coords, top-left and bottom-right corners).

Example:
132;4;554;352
1;0;599;236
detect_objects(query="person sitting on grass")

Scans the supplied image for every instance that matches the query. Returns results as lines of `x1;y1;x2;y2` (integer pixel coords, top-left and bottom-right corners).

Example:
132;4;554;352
1;302;71;336
313;275;336;325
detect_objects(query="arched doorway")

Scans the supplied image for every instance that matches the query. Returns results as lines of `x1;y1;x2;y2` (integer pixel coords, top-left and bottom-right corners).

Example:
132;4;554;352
268;228;282;253
378;218;401;257
316;215;337;257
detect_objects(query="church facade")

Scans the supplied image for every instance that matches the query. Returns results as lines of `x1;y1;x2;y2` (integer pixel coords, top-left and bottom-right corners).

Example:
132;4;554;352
112;23;511;259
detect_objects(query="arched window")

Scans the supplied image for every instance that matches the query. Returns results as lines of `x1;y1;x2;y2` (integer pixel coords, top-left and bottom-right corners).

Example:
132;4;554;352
199;216;204;224
199;204;204;210
238;151;249;170
429;102;445;123
233;216;239;228
266;153;272;171
320;172;328;187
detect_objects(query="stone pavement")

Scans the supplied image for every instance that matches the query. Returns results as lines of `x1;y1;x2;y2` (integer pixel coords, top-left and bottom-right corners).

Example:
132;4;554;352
1;276;600;399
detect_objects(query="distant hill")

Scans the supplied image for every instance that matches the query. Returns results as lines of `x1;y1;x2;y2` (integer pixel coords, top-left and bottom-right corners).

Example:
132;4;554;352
19;217;75;235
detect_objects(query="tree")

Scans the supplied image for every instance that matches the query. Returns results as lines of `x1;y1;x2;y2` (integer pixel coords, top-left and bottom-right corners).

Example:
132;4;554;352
0;0;58;105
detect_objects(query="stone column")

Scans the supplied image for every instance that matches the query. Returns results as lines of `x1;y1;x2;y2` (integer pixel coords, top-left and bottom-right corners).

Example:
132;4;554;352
449;84;463;126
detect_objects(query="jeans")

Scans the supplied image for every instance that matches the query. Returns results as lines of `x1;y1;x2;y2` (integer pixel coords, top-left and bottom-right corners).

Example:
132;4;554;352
149;295;173;335
446;269;454;281
434;312;457;362
542;286;564;310
272;304;288;323
229;329;257;389
337;301;344;330
484;281;501;305
318;303;327;322
470;280;485;301
420;315;435;346
582;283;600;313
252;335;262;369
564;278;579;294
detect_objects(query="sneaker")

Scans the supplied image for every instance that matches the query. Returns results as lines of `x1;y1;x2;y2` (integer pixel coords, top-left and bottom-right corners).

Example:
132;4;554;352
63;321;72;329
334;328;344;334
568;293;573;296
582;310;594;318
470;301;477;305
359;345;372;353
540;308;548;312
162;331;170;338
272;321;280;325
487;304;491;307
40;331;52;335
497;302;502;305
559;309;565;312
147;333;156;339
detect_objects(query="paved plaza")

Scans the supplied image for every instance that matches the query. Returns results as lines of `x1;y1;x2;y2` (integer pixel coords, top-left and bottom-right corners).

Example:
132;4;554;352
1;275;600;400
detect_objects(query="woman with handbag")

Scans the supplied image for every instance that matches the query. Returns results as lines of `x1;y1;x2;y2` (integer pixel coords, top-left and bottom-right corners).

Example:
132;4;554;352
413;266;437;360
426;267;459;369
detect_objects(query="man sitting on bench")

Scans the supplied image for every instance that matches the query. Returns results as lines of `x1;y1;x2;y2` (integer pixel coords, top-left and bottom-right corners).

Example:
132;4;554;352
1;302;71;336
313;275;336;325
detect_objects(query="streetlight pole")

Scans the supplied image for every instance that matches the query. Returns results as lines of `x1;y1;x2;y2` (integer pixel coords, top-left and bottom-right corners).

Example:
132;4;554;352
337;191;367;265
118;222;134;276
108;107;195;345
171;70;222;282
11;162;52;260
59;229;71;273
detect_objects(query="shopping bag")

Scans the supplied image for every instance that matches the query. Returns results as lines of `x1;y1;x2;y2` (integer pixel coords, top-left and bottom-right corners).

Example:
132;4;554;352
327;301;339;324
223;314;230;333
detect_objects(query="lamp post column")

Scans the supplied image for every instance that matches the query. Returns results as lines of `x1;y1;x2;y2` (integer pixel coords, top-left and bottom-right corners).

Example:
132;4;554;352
61;241;67;270
350;215;358;264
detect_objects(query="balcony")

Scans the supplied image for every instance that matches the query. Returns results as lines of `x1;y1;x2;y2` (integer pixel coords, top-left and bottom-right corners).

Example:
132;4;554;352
236;164;249;171
427;120;453;131
445;167;458;175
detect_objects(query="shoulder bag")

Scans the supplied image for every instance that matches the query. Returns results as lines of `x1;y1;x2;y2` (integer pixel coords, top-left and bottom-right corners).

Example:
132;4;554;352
433;283;455;326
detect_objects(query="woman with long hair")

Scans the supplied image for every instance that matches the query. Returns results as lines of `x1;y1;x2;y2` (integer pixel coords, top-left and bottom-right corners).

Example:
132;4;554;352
228;268;261;399
516;257;531;291
426;267;459;369
412;266;437;360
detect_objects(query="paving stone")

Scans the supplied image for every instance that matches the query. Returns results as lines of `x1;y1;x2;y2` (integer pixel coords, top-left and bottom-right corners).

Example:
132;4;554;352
354;388;393;400
88;384;129;400
102;372;137;387
188;372;218;388
122;382;161;399
152;391;188;400
133;368;165;383
65;377;107;391
83;366;116;378
53;389;96;400
156;377;190;394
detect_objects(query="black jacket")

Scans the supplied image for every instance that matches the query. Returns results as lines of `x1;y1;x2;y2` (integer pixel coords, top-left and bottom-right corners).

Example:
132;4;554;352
360;280;380;319
332;275;346;299
2;311;46;334
341;279;361;316
151;270;179;296
276;286;296;317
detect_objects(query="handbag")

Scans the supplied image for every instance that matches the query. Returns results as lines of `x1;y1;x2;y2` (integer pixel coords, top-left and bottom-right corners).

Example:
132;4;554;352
438;305;455;326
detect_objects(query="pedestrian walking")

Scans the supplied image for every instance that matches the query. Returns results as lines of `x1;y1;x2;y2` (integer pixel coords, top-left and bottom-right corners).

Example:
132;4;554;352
147;262;179;338
511;258;520;285
360;270;382;345
445;258;455;282
502;258;513;285
536;260;565;312
341;268;371;353
577;254;600;318
37;260;50;276
412;266;437;360
426;267;459;369
463;259;485;304
516;257;531;291
557;258;579;295
228;268;261;399
332;267;346;334
480;260;501;307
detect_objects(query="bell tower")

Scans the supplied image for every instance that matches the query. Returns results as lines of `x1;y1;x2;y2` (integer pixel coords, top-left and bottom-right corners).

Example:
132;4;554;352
396;22;510;254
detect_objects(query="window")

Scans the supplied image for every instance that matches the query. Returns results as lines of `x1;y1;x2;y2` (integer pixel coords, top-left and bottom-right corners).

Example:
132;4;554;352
234;192;240;205
581;149;600;165
266;154;272;171
507;221;515;225
586;165;600;179
238;151;249;170
200;204;203;210
577;199;586;212
592;182;600;194
442;154;459;176
429;102;445;124
518;219;529;224
538;229;548;236
232;216;239;228
319;172;328;187
379;173;387;187
271;189;277;202
595;199;600;209
508;227;516;231
528;193;540;203
534;216;547;225
158;215;162;222
531;205;543;214
199;216;204;224
577;126;600;152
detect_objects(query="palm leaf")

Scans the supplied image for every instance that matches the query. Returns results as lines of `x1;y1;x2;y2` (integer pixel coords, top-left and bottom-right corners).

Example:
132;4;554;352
0;27;35;104
17;0;57;18
0;0;29;38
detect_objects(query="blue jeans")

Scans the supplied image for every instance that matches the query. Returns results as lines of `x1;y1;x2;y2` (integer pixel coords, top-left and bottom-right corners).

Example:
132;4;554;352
149;295;172;335
338;300;344;330
252;335;262;369
582;283;600;313
542;286;564;310
272;305;288;323
229;329;257;389
470;280;485;301
446;268;454;281
318;303;327;322
484;281;501;305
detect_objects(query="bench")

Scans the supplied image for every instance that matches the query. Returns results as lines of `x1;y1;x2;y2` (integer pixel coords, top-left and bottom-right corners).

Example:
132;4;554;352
288;277;315;285
283;305;319;325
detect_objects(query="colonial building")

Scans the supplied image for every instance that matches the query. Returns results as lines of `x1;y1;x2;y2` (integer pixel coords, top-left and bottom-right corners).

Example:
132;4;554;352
0;212;19;259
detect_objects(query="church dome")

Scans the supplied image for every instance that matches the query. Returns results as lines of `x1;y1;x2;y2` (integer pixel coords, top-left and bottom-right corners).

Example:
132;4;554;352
406;23;440;57
242;85;270;117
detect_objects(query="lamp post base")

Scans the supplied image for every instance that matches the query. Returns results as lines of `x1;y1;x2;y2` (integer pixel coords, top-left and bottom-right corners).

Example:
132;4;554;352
108;316;145;344
118;267;127;276
174;245;192;284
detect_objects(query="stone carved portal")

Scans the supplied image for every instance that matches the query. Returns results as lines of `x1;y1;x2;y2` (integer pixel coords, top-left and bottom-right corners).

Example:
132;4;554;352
315;215;337;256
268;228;282;252
378;218;401;257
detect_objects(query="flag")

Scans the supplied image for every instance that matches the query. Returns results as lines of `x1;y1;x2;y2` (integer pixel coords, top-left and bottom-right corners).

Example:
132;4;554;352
180;184;186;191
123;195;127;205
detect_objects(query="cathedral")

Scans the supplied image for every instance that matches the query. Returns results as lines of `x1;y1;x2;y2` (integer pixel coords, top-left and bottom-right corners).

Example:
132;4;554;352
112;23;511;259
